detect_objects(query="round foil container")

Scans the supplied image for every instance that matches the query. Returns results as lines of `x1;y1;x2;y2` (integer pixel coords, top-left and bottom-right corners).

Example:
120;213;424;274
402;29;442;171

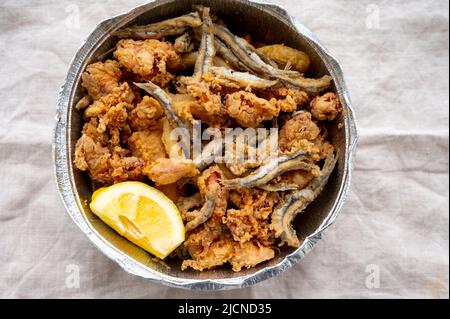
54;0;358;290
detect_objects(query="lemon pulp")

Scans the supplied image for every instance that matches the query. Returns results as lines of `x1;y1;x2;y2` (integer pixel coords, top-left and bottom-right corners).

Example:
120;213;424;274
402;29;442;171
89;181;185;258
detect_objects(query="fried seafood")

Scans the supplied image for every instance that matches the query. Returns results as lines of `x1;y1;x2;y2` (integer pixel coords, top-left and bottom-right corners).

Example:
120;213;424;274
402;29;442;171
222;149;313;189
259;169;316;192
257;44;310;73
214;38;254;72
128;95;164;131
207;66;279;90
174;31;195;53
74;7;343;272
114;39;180;87
178;51;229;71
225;91;280;127
83;83;136;119
75;135;144;185
309;92;342;121
279;111;321;153
224;188;278;245
113;12;202;40
128;128;166;164
192;7;215;82
260;87;309;113
271;152;338;247
81;60;122;100
145;158;199;185
212;23;332;94
184;165;228;231
75;95;92;110
230;241;275;272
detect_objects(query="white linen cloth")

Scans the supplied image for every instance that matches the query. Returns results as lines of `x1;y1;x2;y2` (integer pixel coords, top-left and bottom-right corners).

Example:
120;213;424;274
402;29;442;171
0;0;448;298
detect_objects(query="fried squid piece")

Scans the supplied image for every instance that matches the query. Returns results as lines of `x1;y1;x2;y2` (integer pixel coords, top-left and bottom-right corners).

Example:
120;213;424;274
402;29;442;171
114;39;181;87
256;44;310;73
279;111;320;155
184;166;229;231
260;87;309;113
84;82;136;119
186;82;223;117
128;128;167;165
96;102;130;134
223;188;278;246
74;135;144;185
81;60;122;100
181;236;274;272
181;237;235;271
225;91;280;127
229;241;275;272
309;92;342;121
145;158;199;185
170;83;228;127
129;95;164;131
80;118;109;145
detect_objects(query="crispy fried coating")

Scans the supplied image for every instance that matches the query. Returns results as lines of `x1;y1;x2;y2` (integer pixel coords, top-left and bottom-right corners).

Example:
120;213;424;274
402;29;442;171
262;87;309;113
279;111;321;155
145;158;199;185
198;165;229;224
230;241;275;272
75;95;92;110
270;169;316;190
129;95;164;131
84;82;136;119
309;92;342;121
224;188;278;246
128;128;166;164
181;166;234;271
186;82;225;118
225;91;280;127
81;118;109;145
97;102;130;134
257;44;310;73
114;39;180;87
181;237;235;271
181;237;274;272
81;60;122;100
313;135;335;160
170;82;228;127
109;149;145;184
74;134;144;185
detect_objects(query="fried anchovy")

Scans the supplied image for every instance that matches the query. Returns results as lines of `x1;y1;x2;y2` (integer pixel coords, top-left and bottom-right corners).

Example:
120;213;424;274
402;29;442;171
113;12;202;39
234;35;278;68
134;82;191;157
174;31;195;53
271;152;338;247
179;52;230;71
194;138;223;170
178;193;202;219
184;196;215;231
213;24;271;74
237;40;332;94
222;150;312;189
213;23;332;94
193;7;215;81
258;183;299;192
275;73;333;95
113;27;188;40
209;66;279;89
214;38;254;72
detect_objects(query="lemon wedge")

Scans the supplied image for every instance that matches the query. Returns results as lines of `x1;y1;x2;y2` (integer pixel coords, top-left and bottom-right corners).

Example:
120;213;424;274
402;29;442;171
89;181;185;259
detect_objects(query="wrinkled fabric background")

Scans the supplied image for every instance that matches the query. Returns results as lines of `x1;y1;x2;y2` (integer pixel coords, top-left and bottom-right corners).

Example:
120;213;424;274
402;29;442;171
0;0;448;299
